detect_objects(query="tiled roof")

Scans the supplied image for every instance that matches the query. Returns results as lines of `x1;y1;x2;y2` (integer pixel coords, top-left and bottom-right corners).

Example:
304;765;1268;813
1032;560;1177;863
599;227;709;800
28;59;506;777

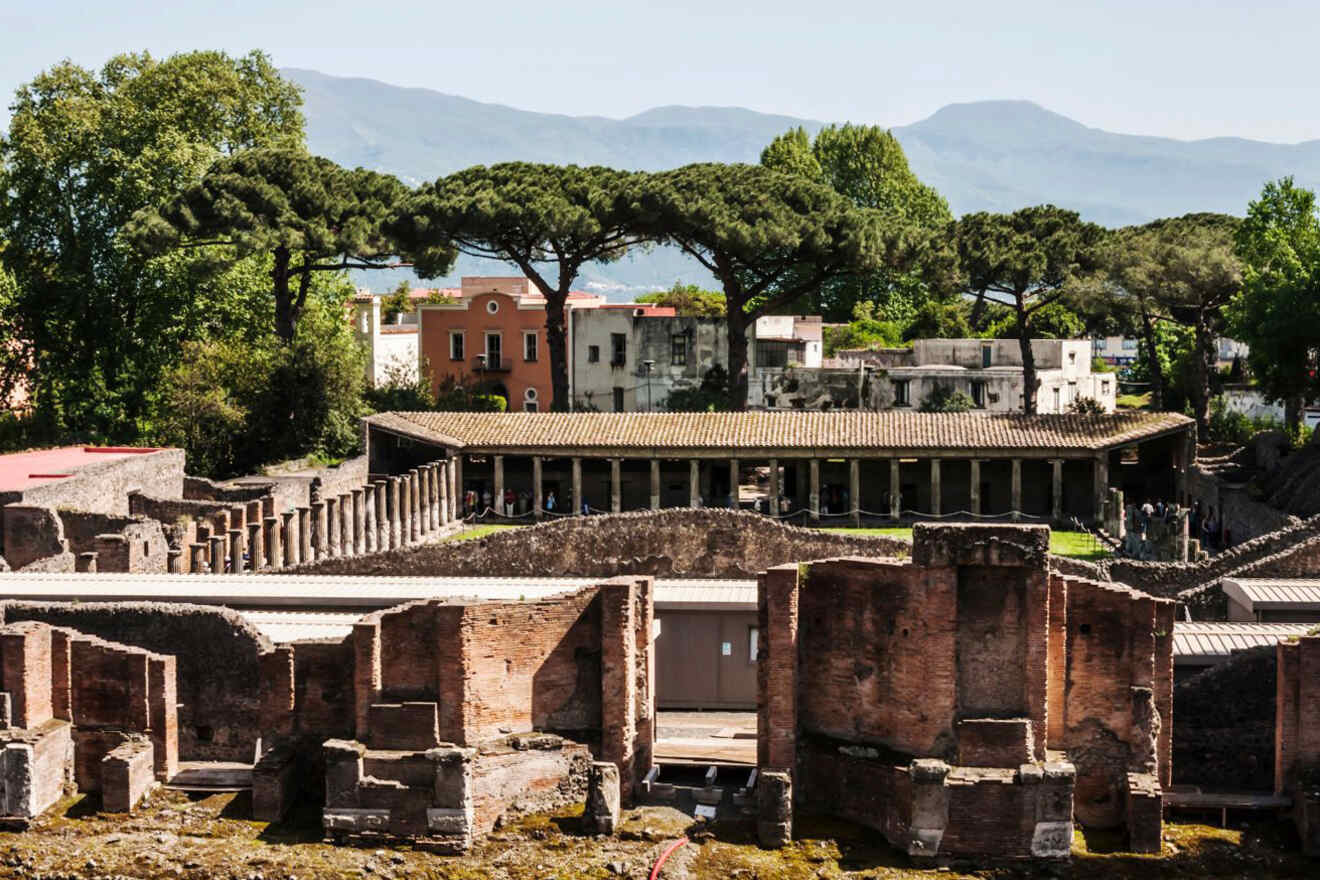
366;410;1192;453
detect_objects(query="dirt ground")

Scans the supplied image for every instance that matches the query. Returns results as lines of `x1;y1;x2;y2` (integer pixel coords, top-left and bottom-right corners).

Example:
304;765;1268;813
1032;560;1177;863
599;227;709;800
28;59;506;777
0;789;1312;880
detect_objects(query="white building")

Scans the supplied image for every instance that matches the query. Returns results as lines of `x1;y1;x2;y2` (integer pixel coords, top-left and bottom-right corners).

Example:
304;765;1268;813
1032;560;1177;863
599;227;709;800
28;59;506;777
750;315;823;369
352;292;427;387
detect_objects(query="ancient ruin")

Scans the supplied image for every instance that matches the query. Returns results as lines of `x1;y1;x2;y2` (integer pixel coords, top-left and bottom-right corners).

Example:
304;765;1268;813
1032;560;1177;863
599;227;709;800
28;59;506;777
1275;632;1320;855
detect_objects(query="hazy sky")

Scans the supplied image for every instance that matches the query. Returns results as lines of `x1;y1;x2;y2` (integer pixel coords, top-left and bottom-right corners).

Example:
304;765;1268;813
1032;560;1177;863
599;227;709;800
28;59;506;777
3;0;1318;142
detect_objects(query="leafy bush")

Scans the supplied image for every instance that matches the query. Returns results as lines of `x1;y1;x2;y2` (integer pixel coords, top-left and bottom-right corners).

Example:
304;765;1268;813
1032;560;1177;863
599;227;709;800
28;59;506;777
822;302;906;356
902;300;972;341
919;384;974;413
665;364;732;412
988;302;1086;340
1207;394;1288;446
637;283;726;317
1069;396;1106;414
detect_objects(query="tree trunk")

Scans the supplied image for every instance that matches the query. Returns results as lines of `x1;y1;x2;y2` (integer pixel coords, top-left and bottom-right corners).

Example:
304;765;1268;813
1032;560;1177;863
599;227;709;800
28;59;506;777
272;246;295;344
545;290;570;412
1286;395;1304;436
969;290;990;329
1016;299;1038;414
1191;316;1216;442
1138;305;1164;410
727;309;750;412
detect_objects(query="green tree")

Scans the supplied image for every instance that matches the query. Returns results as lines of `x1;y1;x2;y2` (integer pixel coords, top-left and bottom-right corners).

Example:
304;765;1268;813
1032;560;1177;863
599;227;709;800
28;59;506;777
902;299;973;341
1103;214;1242;439
822;302;905;356
636;282;727;316
989;301;1086;341
919;384;974;413
129;147;412;342
380;280;415;324
0;50;303;440
664;364;732;412
953;206;1105;413
628;163;886;409
389;163;642;411
1231;178;1320;434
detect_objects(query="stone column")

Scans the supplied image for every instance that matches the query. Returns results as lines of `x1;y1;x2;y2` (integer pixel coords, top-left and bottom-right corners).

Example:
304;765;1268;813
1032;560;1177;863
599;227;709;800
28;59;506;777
373;482;387;550
492;457;504;518
610;458;621;514
339;493;354;557
1093;453;1108;527
768;458;779;517
1011;458;1023;521
281;511;297;566
76;552;97;573
310;501;326;561
408;470;421;541
572;457;583;515
890;458;901;520
363;489;376;555
416;467;429;536
437;464;450;527
649;459;660;510
297;506;311;565
969;459;982;516
398;474;412;545
428;463;440;531
325;496;340;557
1052;459;1064;523
352;488;366;555
264;516;282;569
930;459;942;518
689;459;700;508
388;477;402;549
809;459;820;522
849;458;861;526
451;455;461;521
228;528;244;572
188;543;206;574
247;522;263;570
166;548;182;574
728;458;739;509
758;770;793;850
209;535;226;574
246;501;262;532
533;456;544;519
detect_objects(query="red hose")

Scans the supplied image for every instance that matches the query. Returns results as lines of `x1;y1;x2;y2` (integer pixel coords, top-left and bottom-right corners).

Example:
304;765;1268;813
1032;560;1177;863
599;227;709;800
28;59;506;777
649;836;689;880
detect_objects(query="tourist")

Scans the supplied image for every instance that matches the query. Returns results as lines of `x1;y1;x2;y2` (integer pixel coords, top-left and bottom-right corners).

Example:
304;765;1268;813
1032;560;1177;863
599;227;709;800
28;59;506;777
545;490;556;512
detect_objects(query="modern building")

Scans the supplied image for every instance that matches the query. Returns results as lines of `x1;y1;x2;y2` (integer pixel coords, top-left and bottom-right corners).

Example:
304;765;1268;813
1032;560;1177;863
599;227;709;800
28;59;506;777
750;315;822;369
416;277;605;411
1092;335;1248;369
571;305;728;412
364;409;1195;525
1224;577;1320;623
352;288;458;388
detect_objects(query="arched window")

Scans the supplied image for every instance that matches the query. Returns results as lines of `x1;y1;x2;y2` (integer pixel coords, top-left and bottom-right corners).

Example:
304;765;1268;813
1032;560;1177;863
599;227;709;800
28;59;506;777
524;387;539;413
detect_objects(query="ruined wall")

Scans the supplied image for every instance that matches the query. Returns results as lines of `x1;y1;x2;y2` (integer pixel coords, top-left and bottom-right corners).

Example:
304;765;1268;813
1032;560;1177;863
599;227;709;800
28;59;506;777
56;511;169;573
1;602;267;762
291;509;910;578
17;449;185;516
2;506;68;570
1173;646;1276;791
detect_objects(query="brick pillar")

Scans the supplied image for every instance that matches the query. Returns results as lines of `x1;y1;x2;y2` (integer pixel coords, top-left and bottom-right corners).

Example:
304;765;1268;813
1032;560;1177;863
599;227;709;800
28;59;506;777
229;504;245;533
437;463;450;527
338;493;353;557
351;488;365;555
281;511;297;567
362;488;376;554
188;543;206;573
809;459;820;522
572;457;583;515
373;481;388;550
491;458;504;518
260;647;295;739
227;528;244;572
760;564;800;771
599;580;638;802
768;458;778;516
260;517;277;569
1276;640;1300;795
849;458;860;525
75;552;97;572
246;500;262;531
262;495;275;520
1;623;53;728
388;477;402;549
650;458;660;510
610;458;621;513
309;501;326;561
689;459;700;508
1154;600;1175;788
969;459;981;516
247;521;264;570
1011;458;1023;521
1052;458;1064;522
325;496;340;558
930;458;942;518
166;548;182;573
353;621;382;742
148;655;179;781
533;456;544;519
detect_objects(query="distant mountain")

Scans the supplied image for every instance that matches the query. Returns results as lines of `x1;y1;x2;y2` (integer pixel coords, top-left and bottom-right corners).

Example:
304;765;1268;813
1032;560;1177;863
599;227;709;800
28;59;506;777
287;69;1320;295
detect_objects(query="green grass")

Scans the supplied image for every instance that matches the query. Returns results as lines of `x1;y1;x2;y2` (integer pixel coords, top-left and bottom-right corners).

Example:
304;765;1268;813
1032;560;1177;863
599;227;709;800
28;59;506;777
442;524;521;542
1117;391;1152;410
821;526;1112;561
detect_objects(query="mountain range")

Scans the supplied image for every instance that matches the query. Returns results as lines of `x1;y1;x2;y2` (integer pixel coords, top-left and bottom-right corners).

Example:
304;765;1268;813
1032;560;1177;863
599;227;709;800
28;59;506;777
287;68;1320;295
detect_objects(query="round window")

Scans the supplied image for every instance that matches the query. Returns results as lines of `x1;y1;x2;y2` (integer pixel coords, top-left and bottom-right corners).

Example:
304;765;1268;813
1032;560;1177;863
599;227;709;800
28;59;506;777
525;387;538;401
486;299;499;315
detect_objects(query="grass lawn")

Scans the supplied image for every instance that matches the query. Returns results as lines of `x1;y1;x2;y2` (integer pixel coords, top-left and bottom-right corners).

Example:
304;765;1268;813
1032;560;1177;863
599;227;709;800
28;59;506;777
441;523;521;542
1117;391;1152;410
822;526;1112;561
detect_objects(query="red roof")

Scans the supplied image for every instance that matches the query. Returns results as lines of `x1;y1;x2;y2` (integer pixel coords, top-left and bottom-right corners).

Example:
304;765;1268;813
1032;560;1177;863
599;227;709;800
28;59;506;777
0;446;164;493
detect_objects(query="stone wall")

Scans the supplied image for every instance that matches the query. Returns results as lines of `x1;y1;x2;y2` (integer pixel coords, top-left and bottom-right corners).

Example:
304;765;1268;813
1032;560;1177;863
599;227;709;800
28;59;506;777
291;509;911;578
56;511;169;573
2;506;68;570
1173;646;1276;791
1;602;268;763
12;448;185;517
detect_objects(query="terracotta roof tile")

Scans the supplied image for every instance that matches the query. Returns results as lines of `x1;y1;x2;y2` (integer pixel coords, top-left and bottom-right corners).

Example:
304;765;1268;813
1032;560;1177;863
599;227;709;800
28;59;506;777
366;411;1192;454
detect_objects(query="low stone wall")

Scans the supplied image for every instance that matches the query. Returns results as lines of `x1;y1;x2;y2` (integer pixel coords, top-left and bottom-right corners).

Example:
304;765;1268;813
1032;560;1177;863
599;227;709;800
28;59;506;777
0;601;269;763
289;509;913;578
56;511;169;573
1172;646;1277;791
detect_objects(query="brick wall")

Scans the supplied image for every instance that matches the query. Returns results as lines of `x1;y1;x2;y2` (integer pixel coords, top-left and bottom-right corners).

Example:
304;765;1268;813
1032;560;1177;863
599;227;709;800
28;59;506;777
1276;634;1320;796
1174;645;1276;791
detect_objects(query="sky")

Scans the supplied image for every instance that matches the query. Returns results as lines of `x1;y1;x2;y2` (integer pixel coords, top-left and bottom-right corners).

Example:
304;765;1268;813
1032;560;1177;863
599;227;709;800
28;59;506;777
2;0;1319;143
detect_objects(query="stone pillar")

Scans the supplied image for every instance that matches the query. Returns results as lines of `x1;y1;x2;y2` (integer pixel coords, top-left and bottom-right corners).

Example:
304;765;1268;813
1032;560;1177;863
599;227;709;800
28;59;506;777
428;463;441;531
585;761;621;835
1094;453;1109;527
75;552;97;572
762;564;800;769
758;770;793;850
247;521;264;570
408;470;421;541
437;464;450;527
246;500;262;532
325;496;340;558
890;458;901;520
166;548;183;574
689;459;700;508
1011;458;1023;522
649;458;660;510
451;455;461;521
849;458;860;526
969;459;981;516
809;459;820;522
416;468;429;536
228;528;244;572
352;621;381;742
728;457;739;509
229;504;246;534
264;516;282;569
188;543;206;573
362;489;376;555
351;488;365;555
373;482;387;549
908;760;952;862
388;477;402;549
572;457;583;515
533;456;544;519
281;511;297;567
768;458;779;517
310;501;326;561
397;474;411;545
342;492;356;556
930;458;942;518
610;458;621;514
1052;459;1064;523
492;457;504;519
206;536;224;574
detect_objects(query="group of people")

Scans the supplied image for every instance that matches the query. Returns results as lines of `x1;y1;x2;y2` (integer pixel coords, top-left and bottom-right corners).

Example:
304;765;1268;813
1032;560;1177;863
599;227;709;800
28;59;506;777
1190;500;1230;552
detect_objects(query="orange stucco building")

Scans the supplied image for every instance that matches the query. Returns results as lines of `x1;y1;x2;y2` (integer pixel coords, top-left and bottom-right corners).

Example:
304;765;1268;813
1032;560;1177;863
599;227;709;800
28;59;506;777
417;277;605;411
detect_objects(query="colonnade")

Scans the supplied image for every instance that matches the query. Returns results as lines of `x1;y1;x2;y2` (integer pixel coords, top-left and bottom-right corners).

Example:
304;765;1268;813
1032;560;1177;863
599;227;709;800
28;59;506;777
173;459;458;573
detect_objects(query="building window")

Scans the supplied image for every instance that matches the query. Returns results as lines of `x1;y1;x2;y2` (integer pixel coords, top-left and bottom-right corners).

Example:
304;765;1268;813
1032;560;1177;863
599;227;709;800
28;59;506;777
524;387;538;412
748;625;759;664
485;299;499;315
610;333;627;367
1122;338;1138;351
971;380;986;408
1102;380;1110;394
613;386;625;412
671;334;688;366
756;341;788;368
1069;351;1077;365
894;379;910;406
588;344;600;363
485;332;502;369
1053;387;1061;410
523;331;538;362
449;331;464;361
981;344;993;368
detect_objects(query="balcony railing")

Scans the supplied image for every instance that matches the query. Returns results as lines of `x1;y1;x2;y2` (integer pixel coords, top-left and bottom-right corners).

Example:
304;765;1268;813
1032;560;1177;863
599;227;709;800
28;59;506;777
473;355;510;372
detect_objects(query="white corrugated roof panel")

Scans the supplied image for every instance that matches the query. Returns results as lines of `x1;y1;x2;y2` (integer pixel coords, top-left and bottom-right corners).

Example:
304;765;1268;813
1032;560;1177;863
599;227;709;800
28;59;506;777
1172;622;1311;663
241;610;363;643
1223;578;1320;611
